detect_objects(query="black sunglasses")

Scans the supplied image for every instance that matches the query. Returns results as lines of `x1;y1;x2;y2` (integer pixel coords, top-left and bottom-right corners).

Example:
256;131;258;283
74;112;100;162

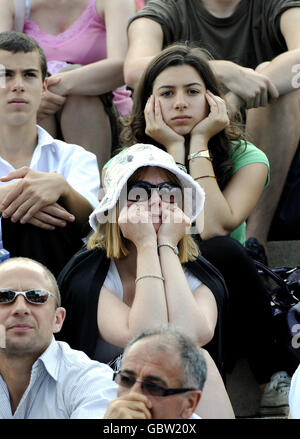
113;372;196;397
0;289;56;305
127;181;182;204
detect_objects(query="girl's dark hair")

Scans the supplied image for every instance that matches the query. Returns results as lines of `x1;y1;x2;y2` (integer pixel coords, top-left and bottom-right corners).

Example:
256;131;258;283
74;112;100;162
120;43;245;189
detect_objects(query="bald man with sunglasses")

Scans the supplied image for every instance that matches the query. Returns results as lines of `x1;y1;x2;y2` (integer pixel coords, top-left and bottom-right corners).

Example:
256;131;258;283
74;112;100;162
104;326;207;419
0;257;117;419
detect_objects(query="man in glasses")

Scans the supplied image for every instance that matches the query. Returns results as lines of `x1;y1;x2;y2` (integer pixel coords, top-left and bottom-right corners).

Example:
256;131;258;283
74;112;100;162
125;0;300;264
104;326;206;419
0;31;100;277
0;257;117;418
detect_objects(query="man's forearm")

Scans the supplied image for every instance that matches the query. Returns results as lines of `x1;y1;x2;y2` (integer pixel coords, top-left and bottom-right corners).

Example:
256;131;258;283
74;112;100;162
52;59;126;96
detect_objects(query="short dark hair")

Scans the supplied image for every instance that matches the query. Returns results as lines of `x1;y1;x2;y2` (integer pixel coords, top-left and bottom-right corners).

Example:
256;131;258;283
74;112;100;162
123;325;207;390
0;31;47;81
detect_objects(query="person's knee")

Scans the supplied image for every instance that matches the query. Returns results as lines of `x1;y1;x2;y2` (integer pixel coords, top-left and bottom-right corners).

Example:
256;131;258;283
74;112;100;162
255;61;270;73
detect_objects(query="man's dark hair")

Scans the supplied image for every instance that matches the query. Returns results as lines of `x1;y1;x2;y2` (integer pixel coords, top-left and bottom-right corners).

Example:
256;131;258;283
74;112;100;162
0;31;47;81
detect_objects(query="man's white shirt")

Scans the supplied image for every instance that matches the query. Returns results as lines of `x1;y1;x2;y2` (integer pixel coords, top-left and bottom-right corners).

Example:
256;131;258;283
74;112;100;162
0;337;117;419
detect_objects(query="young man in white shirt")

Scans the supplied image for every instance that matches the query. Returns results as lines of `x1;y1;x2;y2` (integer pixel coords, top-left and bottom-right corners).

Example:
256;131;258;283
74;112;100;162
0;257;117;419
0;31;100;276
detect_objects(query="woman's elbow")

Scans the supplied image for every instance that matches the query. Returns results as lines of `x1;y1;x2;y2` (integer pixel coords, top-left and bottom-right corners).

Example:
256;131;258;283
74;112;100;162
201;226;230;241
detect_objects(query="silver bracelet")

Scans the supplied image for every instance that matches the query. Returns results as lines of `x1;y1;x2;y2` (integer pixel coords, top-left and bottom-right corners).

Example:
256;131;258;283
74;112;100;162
135;274;165;284
188;150;211;161
158;243;179;255
176;162;187;173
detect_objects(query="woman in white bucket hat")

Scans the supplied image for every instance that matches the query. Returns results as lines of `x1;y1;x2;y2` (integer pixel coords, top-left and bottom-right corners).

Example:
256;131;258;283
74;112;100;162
57;143;234;418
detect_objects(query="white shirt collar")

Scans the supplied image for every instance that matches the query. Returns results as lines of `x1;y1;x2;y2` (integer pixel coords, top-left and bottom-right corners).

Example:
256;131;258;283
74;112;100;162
35;125;56;149
30;126;59;168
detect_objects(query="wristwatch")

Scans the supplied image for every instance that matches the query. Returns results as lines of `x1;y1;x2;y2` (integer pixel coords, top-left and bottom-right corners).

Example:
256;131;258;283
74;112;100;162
158;243;179;255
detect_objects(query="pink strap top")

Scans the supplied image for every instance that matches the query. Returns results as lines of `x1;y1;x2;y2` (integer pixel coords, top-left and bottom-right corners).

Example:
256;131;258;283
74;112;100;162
23;0;132;115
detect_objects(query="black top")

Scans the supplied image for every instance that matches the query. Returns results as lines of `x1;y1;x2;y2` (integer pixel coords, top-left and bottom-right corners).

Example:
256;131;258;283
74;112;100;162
56;247;228;376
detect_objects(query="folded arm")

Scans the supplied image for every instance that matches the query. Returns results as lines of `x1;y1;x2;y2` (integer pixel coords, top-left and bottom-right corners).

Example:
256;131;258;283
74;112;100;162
258;7;300;96
47;0;136;97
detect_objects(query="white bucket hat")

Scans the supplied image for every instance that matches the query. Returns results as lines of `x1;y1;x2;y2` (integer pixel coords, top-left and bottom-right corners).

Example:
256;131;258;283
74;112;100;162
89;143;205;231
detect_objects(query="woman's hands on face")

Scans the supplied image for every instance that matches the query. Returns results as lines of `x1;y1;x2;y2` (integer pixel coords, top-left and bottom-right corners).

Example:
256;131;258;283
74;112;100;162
118;202;191;250
118;203;157;249
158;203;191;246
144;95;185;158
190;91;229;145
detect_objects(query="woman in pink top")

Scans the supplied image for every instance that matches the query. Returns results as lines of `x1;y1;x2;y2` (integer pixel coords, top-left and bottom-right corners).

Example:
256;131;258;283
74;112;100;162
0;0;136;171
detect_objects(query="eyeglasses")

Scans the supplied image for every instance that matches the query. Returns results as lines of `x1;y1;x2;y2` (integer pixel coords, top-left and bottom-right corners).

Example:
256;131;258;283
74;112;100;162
113;372;196;397
127;181;182;204
0;289;56;305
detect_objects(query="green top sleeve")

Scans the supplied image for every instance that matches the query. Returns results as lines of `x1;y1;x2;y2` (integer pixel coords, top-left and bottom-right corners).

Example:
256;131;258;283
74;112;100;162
103;142;269;246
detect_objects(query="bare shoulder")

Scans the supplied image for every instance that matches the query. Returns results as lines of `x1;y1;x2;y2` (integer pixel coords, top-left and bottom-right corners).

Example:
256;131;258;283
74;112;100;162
95;0;105;17
0;0;14;30
99;0;135;18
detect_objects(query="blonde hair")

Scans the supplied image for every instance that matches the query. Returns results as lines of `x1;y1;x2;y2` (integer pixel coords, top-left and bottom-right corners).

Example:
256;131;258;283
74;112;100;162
87;167;200;263
0;257;61;307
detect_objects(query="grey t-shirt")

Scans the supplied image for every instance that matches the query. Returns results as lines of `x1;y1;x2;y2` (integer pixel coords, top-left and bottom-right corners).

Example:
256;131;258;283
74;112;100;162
128;0;300;68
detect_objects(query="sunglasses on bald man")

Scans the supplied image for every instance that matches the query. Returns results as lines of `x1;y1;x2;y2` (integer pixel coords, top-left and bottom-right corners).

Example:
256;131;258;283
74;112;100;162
0;289;57;305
